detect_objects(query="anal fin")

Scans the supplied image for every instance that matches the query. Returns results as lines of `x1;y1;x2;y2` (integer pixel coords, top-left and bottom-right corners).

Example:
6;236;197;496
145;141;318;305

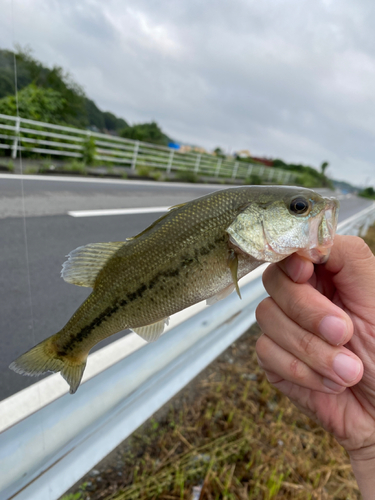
131;317;170;342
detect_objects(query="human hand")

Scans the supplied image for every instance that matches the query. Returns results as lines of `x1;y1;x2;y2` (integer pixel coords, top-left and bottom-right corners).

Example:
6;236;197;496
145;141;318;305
255;235;375;496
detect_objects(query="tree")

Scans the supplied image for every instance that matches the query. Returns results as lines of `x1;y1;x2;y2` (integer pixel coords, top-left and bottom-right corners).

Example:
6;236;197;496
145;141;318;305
0;47;128;132
0;83;66;123
321;161;329;175
120;121;170;145
213;147;225;157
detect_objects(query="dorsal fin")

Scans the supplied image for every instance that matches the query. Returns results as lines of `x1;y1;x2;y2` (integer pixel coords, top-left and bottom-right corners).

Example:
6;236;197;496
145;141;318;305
61;242;124;288
126;203;186;241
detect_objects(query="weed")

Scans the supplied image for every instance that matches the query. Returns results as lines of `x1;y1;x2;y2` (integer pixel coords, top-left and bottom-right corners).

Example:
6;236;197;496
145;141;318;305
65;160;86;175
175;170;199;183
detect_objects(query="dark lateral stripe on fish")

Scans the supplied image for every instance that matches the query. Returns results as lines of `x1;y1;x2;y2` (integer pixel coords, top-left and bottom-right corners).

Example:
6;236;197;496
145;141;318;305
61;237;227;354
59;303;121;355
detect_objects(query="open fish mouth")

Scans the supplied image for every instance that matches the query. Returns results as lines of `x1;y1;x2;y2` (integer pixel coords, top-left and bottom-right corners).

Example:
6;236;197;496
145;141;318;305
299;197;339;264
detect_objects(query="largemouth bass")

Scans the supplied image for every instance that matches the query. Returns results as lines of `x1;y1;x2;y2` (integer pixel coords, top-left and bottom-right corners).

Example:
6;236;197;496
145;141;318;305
10;186;339;393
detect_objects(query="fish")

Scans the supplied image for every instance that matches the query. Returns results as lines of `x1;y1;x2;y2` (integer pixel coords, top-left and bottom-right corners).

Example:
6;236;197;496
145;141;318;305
9;186;339;394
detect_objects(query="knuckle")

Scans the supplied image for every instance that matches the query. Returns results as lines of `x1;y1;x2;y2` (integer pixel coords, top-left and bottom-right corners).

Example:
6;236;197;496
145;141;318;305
297;331;318;356
288;293;307;320
289;358;305;381
255;334;269;360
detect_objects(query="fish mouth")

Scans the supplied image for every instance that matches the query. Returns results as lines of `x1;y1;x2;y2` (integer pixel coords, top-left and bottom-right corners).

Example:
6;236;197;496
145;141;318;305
298;197;339;264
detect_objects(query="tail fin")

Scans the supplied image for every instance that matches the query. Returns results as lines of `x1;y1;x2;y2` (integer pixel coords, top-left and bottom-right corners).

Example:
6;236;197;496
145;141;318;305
9;337;86;394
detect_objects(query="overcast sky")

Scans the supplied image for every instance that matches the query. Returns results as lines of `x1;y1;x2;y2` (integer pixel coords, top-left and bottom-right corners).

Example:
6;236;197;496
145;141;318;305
1;0;375;185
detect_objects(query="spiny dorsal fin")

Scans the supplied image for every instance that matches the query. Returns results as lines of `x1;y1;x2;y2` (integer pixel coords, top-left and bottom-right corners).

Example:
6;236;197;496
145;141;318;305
126;203;186;242
168;202;187;210
131;317;170;342
61;242;124;288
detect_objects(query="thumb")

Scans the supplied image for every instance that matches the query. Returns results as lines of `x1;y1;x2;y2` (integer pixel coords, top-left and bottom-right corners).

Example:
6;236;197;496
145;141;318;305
324;235;375;313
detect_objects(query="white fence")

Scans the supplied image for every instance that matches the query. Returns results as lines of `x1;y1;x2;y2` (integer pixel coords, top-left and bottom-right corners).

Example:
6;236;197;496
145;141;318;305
0;200;374;500
0;113;294;183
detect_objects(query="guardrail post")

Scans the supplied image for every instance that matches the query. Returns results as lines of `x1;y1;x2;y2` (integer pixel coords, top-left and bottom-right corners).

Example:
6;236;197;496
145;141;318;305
215;158;222;177
194;154;201;173
131;141;139;171
166;149;174;173
11;117;20;159
232;161;239;179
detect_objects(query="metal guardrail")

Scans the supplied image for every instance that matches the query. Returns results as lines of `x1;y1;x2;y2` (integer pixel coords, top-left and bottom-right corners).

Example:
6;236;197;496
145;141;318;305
0;113;295;183
0;202;374;500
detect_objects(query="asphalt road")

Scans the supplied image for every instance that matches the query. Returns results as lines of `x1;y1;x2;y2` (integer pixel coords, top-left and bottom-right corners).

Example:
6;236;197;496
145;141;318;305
0;175;372;400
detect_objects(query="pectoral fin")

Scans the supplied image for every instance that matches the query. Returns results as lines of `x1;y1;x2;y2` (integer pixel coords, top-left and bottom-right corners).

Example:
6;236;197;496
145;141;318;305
131;317;170;342
228;249;241;299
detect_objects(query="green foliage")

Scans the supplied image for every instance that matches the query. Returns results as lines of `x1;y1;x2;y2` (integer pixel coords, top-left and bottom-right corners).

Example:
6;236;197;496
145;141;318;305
0;83;66;123
0;48;127;131
82;135;96;165
6;160;14;172
136;164;153;177
175;170;199;183
213;147;225;157
85;98;105;130
59;493;83;500
359;187;375;199
103;111;128;131
65;160;86;174
273;158;332;188
244;173;262;185
120;121;171;146
321;161;329;175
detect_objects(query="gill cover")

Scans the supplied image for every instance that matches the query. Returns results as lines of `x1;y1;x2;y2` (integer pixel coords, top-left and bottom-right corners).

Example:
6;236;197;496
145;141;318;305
226;200;310;262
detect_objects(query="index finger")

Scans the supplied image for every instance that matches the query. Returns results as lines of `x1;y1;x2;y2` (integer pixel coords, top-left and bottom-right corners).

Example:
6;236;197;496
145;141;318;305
262;262;353;346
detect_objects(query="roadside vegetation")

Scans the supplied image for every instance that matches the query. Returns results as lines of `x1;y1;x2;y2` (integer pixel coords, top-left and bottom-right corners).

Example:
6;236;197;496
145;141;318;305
359;187;375;200
1;47;336;188
61;228;375;500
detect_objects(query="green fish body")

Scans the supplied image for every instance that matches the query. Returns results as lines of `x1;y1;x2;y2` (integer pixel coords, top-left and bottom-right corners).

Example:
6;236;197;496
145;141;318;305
10;186;339;393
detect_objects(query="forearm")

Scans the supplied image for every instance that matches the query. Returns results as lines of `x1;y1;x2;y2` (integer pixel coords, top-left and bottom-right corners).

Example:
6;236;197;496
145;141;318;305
350;452;375;499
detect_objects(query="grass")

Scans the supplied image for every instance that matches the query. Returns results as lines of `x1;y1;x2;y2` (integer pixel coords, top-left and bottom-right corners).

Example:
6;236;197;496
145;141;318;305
63;229;375;500
102;329;359;500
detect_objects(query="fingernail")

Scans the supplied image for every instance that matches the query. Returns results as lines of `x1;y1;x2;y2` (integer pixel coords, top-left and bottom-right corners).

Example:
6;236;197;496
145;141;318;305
333;353;361;383
319;316;347;345
323;377;345;392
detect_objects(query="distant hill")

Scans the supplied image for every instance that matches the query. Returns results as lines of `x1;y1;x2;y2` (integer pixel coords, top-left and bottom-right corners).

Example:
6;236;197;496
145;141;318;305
0;48;128;133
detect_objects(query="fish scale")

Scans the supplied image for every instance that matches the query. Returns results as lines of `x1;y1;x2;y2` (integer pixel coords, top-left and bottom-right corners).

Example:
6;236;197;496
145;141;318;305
10;186;339;393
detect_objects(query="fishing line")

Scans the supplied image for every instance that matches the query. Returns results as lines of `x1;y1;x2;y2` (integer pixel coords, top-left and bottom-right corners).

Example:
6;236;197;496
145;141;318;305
10;3;49;498
10;0;36;349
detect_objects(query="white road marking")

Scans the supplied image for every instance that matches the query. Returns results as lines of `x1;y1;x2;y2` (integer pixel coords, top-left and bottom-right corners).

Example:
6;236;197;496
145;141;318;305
0;173;224;189
68;207;170;217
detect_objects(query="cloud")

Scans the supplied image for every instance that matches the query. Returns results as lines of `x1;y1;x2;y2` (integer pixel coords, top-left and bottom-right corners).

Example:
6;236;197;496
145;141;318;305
1;0;375;185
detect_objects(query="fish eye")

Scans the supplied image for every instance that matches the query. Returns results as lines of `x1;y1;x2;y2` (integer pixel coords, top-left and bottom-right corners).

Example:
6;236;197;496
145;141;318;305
289;197;310;215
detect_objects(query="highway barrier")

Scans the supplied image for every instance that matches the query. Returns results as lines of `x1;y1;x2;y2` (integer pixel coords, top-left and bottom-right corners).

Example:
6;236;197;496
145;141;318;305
0;113;295;183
